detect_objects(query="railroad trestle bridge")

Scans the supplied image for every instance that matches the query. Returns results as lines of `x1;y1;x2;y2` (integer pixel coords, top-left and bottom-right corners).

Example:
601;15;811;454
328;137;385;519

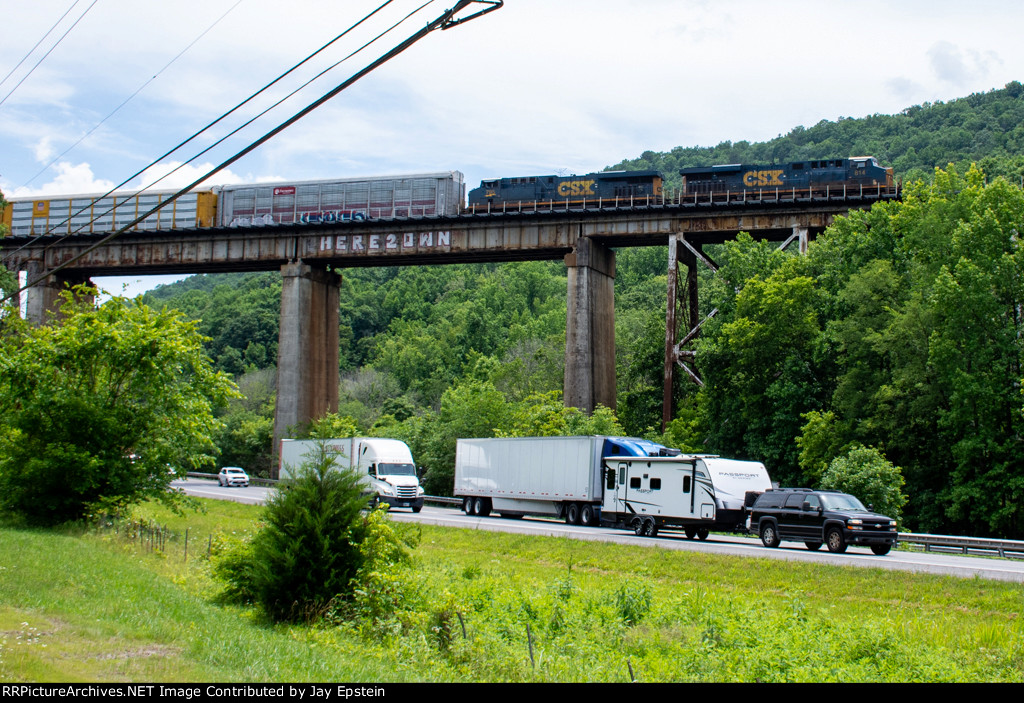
3;190;896;467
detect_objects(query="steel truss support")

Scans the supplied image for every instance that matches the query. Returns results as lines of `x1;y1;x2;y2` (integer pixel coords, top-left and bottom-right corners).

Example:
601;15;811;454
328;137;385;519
663;234;718;429
662;224;813;429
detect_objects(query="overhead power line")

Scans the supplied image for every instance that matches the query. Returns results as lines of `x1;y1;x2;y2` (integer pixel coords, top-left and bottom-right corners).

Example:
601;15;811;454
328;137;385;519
1;1;504;307
0;0;84;91
0;0;101;109
20;0;248;190
2;0;401;263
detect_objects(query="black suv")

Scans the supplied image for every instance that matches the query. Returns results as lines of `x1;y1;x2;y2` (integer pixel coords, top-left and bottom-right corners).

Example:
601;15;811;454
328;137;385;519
748;488;898;555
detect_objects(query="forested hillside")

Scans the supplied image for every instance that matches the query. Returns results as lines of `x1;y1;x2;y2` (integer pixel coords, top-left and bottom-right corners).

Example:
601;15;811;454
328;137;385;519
144;82;1024;537
613;81;1024;190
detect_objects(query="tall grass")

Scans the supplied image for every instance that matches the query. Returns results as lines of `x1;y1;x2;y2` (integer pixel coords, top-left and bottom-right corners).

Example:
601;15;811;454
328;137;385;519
1;500;1022;682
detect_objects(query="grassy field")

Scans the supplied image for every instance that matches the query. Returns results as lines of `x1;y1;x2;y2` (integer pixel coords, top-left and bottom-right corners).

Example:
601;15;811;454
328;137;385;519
1;498;1022;682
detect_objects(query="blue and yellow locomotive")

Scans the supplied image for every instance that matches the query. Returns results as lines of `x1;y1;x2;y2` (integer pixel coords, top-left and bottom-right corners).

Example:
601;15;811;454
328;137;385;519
467;169;663;209
679;156;893;194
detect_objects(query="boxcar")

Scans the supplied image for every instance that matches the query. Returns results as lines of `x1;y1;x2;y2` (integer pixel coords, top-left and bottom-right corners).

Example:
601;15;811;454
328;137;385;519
218;171;465;227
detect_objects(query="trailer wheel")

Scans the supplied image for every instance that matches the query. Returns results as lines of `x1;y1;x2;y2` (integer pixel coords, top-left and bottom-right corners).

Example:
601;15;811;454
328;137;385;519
632;517;645;536
475;497;491;517
697;528;709;541
642;517;658;537
565;502;580;525
464;497;475;515
580;504;595;526
684;527;697;540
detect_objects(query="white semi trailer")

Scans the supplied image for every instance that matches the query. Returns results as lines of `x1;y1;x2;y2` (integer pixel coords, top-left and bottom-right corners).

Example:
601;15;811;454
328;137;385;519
279;437;424;512
454;436;771;538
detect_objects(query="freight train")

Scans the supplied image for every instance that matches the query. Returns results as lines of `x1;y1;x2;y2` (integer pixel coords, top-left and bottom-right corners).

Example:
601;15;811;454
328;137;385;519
1;172;466;237
1;156;895;237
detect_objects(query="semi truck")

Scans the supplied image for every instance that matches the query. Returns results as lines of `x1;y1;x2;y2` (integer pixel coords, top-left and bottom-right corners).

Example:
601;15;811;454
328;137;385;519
454;436;772;538
279;437;424;512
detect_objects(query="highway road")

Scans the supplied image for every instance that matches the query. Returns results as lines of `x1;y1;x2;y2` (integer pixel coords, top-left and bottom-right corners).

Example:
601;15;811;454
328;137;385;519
173;478;1024;584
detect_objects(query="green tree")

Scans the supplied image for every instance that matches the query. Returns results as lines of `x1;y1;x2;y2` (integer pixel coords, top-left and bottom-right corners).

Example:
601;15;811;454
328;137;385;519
0;289;237;524
0;188;14;299
820;445;908;522
502;390;624;437
215;442;375;622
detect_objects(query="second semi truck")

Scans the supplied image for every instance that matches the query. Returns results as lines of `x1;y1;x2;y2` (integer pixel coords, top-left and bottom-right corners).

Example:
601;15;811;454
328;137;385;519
454;436;771;538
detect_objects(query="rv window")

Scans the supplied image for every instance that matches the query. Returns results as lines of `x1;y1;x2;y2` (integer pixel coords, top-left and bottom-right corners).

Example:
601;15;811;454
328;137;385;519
618;466;625;485
630;477;642;489
683;475;691;493
650;478;661;490
606;468;616;490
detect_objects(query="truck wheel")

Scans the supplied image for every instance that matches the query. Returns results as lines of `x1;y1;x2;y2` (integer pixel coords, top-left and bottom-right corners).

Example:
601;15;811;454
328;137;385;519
580;504;595;526
870;544;892;556
565;502;580;525
697;528;709;541
760;522;780;548
826;528;848;553
684;527;697;540
479;498;492;517
412;505;422;514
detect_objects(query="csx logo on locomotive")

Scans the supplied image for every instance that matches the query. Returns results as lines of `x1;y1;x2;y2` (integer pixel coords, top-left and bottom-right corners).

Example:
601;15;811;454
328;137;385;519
742;170;785;187
556;179;597;197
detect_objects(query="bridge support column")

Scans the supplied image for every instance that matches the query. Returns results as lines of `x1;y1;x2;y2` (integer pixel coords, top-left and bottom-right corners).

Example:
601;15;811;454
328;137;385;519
272;262;341;473
564;237;616;413
795;225;809;254
23;261;93;324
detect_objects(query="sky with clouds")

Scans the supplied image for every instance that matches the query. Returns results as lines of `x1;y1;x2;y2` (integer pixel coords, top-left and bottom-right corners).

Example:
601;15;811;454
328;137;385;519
2;0;1022;294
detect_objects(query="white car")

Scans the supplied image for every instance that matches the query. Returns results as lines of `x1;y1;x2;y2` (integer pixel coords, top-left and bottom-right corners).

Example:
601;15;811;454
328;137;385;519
218;466;250;487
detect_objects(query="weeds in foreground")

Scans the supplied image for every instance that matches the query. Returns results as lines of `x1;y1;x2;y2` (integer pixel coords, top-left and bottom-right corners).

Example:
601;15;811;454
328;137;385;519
2;501;1023;682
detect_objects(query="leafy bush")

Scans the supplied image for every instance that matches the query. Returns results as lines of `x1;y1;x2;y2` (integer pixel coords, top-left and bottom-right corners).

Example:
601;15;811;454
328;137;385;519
821;445;908;521
215;442;372;622
0;289;236;525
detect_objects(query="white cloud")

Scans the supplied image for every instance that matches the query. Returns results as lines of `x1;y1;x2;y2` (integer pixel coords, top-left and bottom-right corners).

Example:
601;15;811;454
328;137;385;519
32;137;55;163
10;161;114;197
135;161;250;191
927;41;1002;88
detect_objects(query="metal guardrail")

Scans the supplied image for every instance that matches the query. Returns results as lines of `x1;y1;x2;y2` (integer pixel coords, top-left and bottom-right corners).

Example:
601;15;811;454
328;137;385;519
185;474;1024;560
898;533;1024;560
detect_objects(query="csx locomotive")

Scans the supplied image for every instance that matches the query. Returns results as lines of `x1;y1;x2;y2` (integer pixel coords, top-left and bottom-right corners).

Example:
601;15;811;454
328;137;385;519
467;169;663;209
679;156;894;194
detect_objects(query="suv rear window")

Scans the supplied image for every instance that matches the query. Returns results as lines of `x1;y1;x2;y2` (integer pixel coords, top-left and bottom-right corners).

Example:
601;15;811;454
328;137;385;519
754;493;784;509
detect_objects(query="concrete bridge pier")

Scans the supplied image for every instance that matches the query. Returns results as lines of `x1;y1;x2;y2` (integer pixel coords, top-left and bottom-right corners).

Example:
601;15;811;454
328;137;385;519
23;261;93;323
564;237;616;413
272;261;341;471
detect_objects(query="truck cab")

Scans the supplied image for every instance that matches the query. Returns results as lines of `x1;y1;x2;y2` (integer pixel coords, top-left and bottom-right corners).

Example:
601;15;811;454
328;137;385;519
355;438;424;512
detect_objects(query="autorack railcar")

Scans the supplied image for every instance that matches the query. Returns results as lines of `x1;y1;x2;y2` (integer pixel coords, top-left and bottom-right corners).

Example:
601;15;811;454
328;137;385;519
1;172;466;237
